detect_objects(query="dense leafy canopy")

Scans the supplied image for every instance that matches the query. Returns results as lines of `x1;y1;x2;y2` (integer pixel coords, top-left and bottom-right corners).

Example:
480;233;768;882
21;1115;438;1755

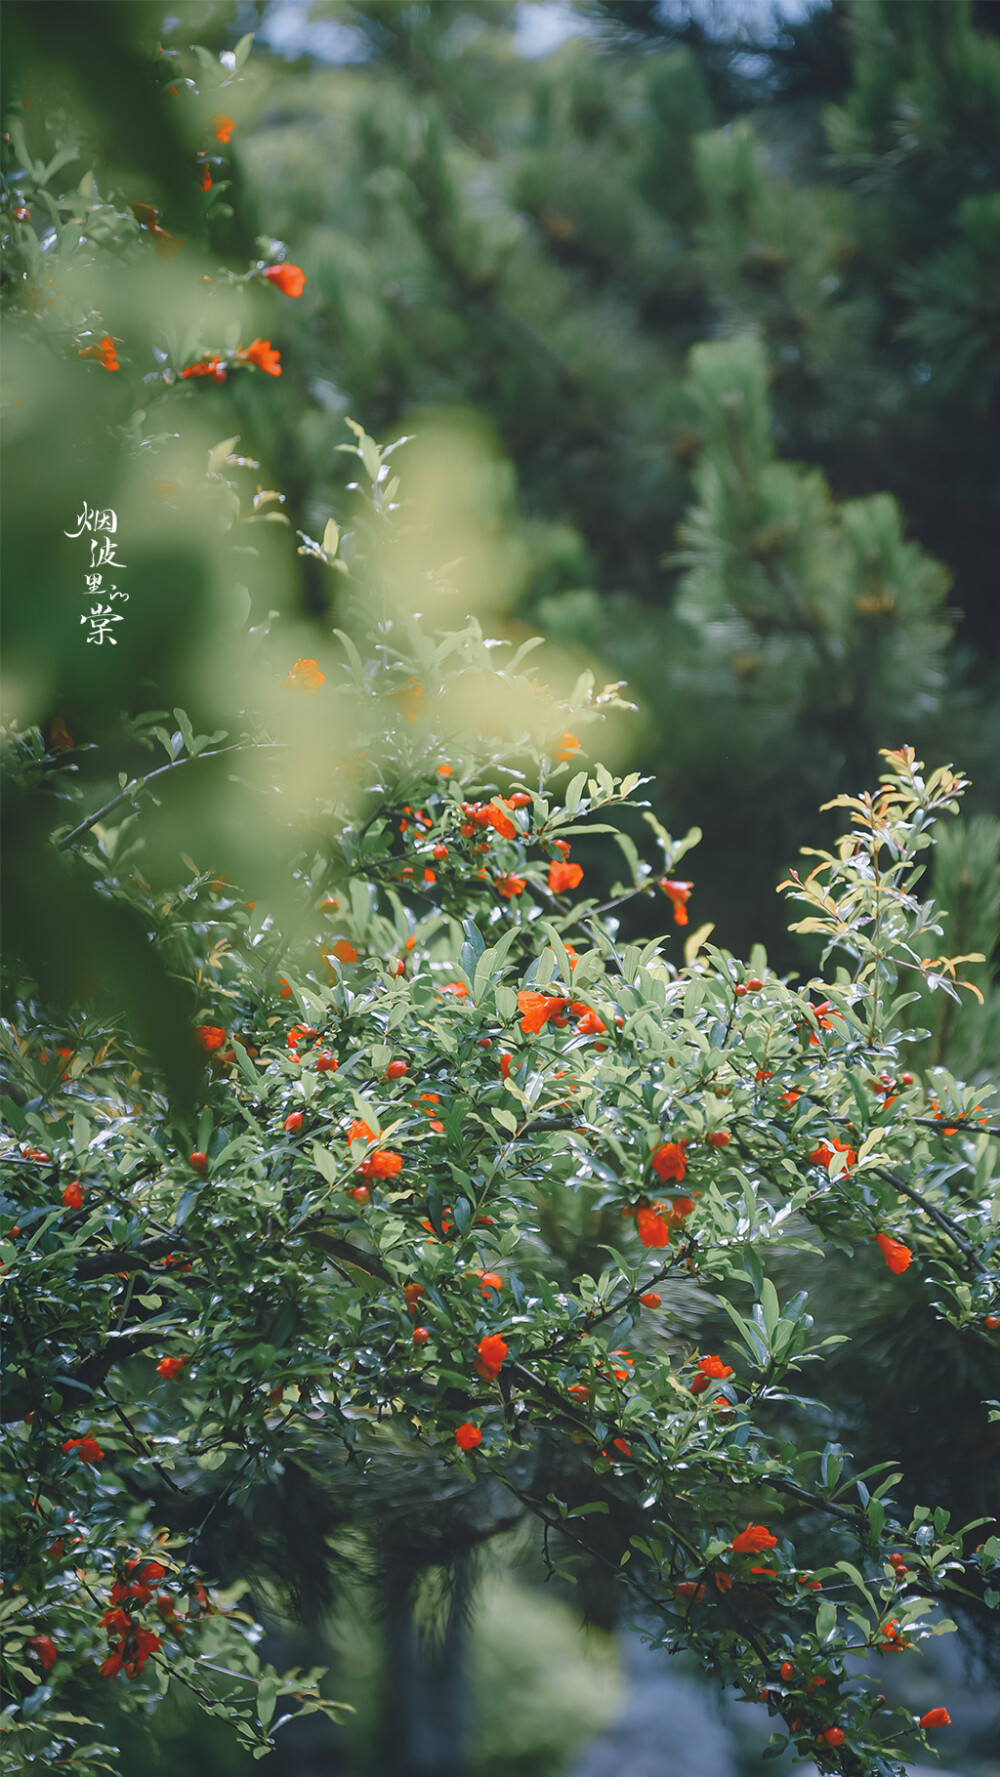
2;12;999;1777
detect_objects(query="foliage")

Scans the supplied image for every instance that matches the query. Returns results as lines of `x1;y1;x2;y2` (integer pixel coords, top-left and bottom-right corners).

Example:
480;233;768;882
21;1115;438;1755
2;15;999;1777
230;0;1000;961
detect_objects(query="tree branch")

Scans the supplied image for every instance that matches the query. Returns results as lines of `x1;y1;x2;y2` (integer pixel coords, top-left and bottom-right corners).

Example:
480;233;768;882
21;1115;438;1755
872;1167;990;1274
54;741;286;852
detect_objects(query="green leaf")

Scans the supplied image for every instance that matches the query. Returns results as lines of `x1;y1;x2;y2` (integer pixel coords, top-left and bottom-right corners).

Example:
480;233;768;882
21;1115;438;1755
542;921;574;992
495;984;518;1022
208;436;240;473
234;1042;259;1087
614;830;641;883
760;1277;780;1341
834;1560;876;1614
311;1144;340;1186
565;771;587;814
257;1673;278;1731
719;1298;769;1365
173;708;196;756
333;628;365;679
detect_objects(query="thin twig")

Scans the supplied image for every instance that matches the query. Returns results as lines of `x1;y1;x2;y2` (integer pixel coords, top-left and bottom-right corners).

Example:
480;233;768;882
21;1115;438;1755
105;1393;186;1495
911;1115;1000;1139
872;1167;990;1274
55;741;286;852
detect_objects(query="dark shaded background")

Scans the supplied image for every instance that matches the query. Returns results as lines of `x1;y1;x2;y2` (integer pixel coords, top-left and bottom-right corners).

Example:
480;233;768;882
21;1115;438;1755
3;4;998;1774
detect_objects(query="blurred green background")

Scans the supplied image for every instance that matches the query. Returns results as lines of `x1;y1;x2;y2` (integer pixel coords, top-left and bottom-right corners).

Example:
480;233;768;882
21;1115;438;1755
3;2;999;1772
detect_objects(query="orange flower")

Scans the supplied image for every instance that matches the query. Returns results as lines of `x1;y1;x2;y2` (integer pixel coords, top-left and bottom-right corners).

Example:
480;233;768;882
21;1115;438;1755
454;1422;481;1451
345;1118;402;1178
213;113;235;143
476;1270;503;1297
156;1356;186;1380
283;657;325;693
357;1148;403;1180
78;334;120;371
200;162;212;192
640;1291;661;1308
496;874;526;898
130;203;185;258
516;989;570;1034
240;337;282;376
575;1009;606;1036
553;731;581;762
659;879;693;926
651;1141;687;1182
441;981;468;998
28;1635;58;1671
62;1434;105;1466
263;263;306;298
196;1024;226;1052
437;763;452;777
676;1581;706;1602
665;1195;696;1225
876;1232;913;1274
462;799;517;839
549;858;584;894
809;1138;856;1172
697;1354;733;1379
181;355;226;381
806;999;844;1044
475;1334;509;1382
347;1118;377;1144
394;679;424;723
810;1000;841;1030
919;1709;951;1730
62;1180;84;1210
330;939;358;963
636;1205;670;1248
49;715;74;750
105;1623;161;1678
730;1524;777;1555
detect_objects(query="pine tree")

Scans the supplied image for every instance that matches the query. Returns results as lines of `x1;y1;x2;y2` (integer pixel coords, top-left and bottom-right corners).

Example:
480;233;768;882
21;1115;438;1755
241;0;1000;964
